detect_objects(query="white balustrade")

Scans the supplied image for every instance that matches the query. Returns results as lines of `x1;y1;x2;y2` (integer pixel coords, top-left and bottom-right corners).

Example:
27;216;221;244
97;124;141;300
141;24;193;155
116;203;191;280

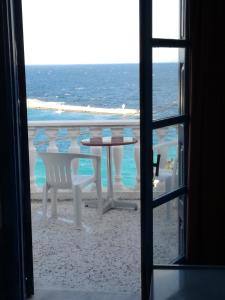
28;120;140;200
28;120;177;202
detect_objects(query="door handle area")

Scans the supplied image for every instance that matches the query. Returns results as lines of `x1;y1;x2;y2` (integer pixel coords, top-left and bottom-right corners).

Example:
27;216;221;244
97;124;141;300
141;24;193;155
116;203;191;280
153;154;161;177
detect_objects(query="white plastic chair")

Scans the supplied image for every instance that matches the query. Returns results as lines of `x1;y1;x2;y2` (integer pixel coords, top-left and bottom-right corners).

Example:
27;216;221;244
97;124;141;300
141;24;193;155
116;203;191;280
39;152;102;228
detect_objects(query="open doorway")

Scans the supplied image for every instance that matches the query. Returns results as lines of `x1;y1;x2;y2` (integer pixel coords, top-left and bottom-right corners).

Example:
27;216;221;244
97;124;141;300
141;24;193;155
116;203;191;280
22;0;141;298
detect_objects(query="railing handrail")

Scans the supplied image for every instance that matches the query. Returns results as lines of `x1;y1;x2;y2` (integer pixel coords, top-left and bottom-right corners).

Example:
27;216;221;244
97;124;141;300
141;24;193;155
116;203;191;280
28;119;139;128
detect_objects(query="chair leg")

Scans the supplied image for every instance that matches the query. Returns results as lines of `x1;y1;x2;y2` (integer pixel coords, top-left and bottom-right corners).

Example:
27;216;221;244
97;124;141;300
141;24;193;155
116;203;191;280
42;184;48;221
51;188;57;218
72;186;82;229
96;180;103;217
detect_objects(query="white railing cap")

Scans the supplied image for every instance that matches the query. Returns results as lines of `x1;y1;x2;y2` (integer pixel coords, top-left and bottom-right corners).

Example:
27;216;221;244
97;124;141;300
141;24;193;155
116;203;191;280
28;119;139;128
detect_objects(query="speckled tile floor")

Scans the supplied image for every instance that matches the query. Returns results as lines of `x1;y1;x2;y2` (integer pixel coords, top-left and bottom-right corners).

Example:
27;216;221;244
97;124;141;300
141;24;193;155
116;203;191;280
31;200;178;293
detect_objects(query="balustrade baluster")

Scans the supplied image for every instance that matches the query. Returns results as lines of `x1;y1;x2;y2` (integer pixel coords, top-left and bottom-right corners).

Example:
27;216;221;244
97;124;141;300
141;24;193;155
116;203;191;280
87;127;102;192
133;127;140;190
112;127;126;192
28;128;37;192
68;127;80;175
88;127;101;189
46;128;59;152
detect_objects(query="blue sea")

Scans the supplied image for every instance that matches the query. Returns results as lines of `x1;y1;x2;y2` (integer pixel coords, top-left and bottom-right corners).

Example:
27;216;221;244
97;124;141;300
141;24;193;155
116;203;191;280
26;64;178;187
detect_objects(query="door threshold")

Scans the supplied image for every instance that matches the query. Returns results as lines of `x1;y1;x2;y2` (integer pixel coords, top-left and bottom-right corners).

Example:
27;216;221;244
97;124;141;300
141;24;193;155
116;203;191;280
31;288;141;300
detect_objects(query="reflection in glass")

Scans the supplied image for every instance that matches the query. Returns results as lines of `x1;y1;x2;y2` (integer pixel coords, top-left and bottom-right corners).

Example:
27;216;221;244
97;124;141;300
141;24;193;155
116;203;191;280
153;198;179;264
153;0;181;39
153;124;184;199
153;48;185;120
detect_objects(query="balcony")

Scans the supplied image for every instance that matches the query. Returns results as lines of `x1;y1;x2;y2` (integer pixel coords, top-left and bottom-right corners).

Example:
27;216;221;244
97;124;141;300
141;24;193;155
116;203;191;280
28;119;179;293
28;119;178;198
28;119;140;199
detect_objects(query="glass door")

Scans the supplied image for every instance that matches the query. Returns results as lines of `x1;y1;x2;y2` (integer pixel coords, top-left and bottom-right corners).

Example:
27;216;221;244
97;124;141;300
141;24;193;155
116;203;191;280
152;0;189;265
140;0;189;298
139;0;153;299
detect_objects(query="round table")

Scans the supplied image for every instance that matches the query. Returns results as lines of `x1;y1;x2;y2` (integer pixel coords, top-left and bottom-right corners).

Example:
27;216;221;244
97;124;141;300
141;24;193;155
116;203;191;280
81;136;138;213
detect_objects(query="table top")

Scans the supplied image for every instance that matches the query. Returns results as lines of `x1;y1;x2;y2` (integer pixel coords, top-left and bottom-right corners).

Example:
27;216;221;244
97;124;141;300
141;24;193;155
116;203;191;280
81;136;137;147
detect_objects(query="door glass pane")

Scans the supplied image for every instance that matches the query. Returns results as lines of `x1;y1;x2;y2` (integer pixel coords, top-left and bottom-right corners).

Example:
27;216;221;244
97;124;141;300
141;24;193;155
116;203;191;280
153;0;181;39
153;48;185;120
154;198;180;264
153;124;184;199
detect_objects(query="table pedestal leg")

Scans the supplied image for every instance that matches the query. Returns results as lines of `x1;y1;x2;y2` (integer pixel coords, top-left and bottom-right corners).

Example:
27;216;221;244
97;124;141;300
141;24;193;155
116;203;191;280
102;146;137;212
107;146;113;200
85;145;138;212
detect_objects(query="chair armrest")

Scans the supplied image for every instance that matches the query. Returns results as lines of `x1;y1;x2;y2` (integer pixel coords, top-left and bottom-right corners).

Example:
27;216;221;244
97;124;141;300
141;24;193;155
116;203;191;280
38;152;101;163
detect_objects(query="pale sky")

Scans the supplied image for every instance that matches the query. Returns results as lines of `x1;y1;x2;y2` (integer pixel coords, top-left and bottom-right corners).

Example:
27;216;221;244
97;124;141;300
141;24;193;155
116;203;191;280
22;0;179;65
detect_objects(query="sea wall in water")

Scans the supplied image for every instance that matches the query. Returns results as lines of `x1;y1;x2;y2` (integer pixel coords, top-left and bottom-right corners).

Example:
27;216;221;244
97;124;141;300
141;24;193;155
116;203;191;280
27;99;139;116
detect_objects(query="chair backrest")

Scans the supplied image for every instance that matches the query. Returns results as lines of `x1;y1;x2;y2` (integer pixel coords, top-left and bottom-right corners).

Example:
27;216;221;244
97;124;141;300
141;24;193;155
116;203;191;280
39;152;101;189
39;152;78;189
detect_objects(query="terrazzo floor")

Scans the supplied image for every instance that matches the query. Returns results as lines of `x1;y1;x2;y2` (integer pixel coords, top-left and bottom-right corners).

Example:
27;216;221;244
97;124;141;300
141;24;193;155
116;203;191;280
31;199;178;293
